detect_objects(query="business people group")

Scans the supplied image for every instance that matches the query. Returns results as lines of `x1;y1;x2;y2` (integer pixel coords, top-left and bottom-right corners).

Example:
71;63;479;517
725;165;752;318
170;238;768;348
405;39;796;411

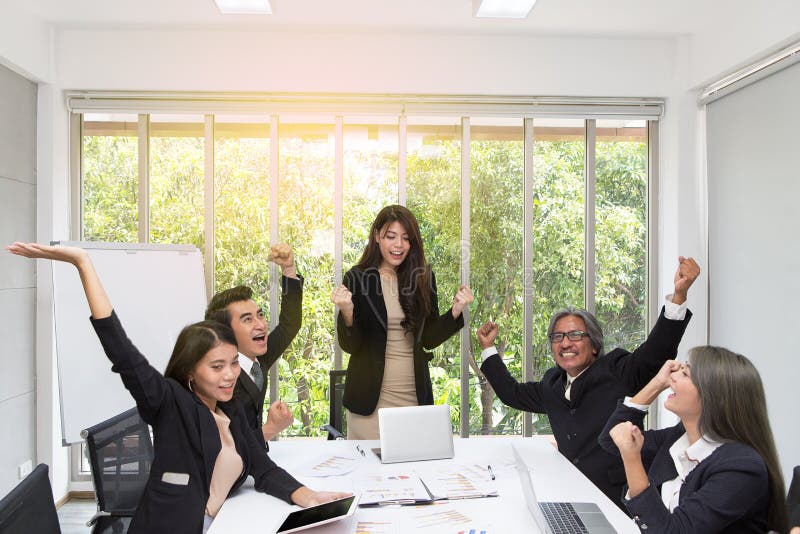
6;202;791;533
6;242;348;534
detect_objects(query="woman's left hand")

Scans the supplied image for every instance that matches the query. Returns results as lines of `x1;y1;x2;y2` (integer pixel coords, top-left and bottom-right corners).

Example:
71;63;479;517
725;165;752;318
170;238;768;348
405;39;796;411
290;486;353;508
452;285;474;318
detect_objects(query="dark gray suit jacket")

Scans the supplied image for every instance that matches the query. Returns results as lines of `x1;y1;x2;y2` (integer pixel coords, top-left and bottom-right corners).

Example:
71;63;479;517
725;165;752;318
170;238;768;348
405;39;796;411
233;275;303;441
599;403;770;533
480;308;691;507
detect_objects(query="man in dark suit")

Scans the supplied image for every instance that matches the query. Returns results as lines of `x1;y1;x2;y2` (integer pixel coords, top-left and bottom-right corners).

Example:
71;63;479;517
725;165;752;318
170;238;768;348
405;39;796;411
205;244;302;444
476;256;700;508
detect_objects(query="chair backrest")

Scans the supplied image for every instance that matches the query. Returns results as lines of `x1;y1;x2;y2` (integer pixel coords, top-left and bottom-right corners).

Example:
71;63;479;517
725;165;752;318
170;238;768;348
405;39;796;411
788;465;800;529
326;370;347;440
0;463;61;534
82;407;153;515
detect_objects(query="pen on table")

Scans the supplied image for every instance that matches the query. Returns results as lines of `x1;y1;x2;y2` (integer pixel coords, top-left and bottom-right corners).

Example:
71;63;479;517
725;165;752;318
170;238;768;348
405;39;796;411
487;464;496;480
355;444;365;457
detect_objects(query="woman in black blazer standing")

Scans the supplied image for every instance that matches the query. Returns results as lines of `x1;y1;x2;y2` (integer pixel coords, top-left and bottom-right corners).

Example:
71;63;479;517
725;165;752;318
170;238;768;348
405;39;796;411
7;242;348;534
600;347;787;533
331;205;473;439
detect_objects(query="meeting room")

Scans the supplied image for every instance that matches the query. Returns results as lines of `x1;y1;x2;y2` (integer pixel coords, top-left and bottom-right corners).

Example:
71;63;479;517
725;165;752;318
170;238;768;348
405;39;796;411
1;1;799;533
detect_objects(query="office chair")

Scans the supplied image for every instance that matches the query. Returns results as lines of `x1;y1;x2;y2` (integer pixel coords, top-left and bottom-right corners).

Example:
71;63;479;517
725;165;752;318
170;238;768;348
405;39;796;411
82;407;153;533
321;369;347;440
788;465;800;529
0;463;61;533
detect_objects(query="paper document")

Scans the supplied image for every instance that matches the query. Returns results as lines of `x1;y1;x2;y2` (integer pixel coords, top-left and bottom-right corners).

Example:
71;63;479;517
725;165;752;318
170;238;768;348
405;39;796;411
357;473;434;506
296;454;360;477
417;463;498;500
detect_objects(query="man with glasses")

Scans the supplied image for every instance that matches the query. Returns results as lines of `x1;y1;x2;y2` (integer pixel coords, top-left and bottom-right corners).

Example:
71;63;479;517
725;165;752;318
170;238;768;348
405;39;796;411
476;256;700;508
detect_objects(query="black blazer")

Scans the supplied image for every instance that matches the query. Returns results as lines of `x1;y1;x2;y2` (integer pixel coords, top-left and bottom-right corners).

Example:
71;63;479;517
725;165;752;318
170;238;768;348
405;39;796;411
337;267;464;416
233;275;303;438
480;308;691;506
599;403;770;533
91;311;302;534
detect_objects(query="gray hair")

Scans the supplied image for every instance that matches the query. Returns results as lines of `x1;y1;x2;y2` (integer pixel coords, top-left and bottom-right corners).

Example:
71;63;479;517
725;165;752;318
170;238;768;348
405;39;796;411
547;307;604;356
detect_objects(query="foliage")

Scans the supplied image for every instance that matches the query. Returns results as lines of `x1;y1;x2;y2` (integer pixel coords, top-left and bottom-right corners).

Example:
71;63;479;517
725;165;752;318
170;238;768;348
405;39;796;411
82;122;647;437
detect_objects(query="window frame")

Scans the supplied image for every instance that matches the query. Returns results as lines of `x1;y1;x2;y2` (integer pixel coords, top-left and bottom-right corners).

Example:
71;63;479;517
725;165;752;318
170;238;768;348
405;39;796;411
70;93;660;443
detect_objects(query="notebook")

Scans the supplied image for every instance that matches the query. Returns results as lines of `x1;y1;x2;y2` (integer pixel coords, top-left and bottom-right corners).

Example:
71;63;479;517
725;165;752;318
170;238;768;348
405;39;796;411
512;444;617;534
372;405;455;464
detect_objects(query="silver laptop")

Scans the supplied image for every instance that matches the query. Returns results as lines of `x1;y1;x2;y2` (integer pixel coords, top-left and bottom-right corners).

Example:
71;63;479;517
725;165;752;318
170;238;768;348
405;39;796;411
512;444;616;534
373;405;454;463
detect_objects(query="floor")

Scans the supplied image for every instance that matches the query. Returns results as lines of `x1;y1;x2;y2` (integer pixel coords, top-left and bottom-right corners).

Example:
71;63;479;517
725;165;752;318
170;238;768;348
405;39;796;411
57;498;96;534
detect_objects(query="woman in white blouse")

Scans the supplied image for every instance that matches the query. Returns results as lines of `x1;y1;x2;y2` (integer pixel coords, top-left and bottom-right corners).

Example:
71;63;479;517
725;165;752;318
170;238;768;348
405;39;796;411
599;347;787;533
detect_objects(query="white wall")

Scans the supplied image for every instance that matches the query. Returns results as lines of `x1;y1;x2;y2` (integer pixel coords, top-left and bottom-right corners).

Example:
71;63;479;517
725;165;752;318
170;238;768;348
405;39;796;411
0;62;38;497
56;29;678;95
0;4;52;82
687;2;800;87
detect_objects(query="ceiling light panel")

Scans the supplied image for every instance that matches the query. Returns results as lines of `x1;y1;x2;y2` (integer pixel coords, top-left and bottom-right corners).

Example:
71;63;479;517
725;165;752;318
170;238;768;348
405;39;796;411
474;0;537;19
214;0;272;15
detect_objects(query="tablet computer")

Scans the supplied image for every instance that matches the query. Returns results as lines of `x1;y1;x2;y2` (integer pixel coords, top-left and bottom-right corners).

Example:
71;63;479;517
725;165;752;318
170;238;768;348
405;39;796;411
276;495;358;533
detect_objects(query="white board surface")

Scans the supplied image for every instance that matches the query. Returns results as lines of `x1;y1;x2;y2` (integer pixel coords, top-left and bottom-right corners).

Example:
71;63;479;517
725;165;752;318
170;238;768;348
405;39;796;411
52;242;206;444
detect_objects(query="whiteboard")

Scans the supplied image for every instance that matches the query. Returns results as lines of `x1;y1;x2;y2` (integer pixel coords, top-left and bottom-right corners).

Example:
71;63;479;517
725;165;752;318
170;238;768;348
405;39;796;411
51;241;206;444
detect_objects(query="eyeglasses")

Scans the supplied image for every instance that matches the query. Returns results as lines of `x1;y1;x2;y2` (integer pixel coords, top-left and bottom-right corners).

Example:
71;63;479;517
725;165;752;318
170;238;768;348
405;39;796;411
548;330;587;343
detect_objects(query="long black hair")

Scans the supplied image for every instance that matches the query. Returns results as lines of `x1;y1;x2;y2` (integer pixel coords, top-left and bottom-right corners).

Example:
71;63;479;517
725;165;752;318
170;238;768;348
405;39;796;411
355;205;431;333
689;346;787;533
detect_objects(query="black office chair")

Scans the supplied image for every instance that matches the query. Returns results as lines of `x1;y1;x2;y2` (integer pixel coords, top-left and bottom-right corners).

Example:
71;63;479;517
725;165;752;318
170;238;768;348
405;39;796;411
82;407;153;533
788;465;800;529
321;369;347;440
0;463;61;533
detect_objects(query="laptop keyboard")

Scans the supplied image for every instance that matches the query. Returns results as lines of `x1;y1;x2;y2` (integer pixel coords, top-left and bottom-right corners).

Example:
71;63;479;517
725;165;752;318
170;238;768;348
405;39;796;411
539;502;589;534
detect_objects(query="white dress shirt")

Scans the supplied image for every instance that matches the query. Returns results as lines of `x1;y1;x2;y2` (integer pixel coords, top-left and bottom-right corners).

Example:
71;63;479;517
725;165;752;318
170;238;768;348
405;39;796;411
237;352;255;376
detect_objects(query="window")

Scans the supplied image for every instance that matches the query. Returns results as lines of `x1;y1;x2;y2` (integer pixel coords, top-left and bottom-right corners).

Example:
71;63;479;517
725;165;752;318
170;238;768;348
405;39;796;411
76;94;657;437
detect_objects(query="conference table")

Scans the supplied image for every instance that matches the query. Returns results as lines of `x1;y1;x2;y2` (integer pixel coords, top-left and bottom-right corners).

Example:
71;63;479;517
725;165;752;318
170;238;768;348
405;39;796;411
209;436;637;533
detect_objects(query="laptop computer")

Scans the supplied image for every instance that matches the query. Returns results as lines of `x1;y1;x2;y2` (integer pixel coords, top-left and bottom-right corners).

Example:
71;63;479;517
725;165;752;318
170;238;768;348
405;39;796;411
512;444;617;534
373;405;455;464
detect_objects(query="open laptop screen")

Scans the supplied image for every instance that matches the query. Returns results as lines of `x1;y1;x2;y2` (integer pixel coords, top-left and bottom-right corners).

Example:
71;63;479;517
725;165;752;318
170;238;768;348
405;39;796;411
377;405;454;463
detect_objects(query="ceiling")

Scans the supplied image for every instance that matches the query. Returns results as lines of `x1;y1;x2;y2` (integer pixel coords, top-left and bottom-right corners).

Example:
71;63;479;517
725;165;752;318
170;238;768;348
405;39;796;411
14;0;721;37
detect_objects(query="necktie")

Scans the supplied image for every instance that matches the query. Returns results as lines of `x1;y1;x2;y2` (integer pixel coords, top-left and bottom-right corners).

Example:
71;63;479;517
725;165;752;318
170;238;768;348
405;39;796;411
250;361;264;391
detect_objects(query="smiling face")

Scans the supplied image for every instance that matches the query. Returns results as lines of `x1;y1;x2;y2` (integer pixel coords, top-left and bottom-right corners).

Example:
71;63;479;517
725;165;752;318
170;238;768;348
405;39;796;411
225;299;267;360
664;362;702;422
189;342;240;411
551;315;597;377
376;221;411;271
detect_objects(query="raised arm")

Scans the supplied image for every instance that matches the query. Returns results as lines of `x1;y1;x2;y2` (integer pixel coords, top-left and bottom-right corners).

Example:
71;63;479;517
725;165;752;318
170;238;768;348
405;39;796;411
7;242;112;318
8;242;171;421
602;361;682;499
477;321;547;413
263;271;303;370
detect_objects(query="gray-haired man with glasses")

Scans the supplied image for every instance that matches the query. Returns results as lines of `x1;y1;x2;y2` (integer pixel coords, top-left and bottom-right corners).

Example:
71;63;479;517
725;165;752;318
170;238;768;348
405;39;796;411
476;256;700;509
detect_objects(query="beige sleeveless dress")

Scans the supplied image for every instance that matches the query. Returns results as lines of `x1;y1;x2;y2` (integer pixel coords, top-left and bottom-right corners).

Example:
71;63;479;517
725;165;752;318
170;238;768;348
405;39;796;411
346;272;417;440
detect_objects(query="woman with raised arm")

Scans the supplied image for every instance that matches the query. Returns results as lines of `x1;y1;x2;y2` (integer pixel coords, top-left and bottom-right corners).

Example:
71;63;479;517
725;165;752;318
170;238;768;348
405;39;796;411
7;242;349;534
599;347;787;533
330;205;472;439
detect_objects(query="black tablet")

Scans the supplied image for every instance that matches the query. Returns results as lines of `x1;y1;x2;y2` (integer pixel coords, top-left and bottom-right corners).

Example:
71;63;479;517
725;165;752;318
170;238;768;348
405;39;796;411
276;495;358;533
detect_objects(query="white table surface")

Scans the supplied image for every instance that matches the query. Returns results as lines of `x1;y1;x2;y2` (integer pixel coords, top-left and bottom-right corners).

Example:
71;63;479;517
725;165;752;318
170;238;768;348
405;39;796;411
209;436;636;534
